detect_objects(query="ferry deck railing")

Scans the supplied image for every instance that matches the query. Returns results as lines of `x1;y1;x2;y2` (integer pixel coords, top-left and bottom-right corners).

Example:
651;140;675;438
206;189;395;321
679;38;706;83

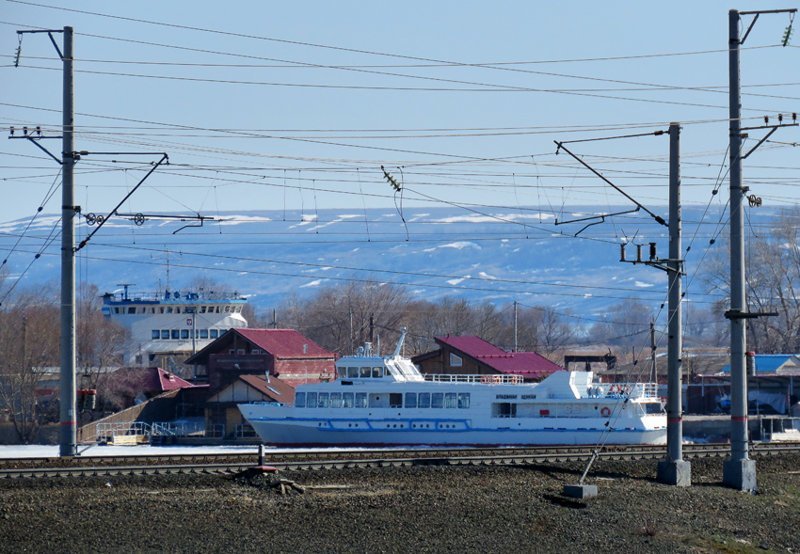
424;374;525;384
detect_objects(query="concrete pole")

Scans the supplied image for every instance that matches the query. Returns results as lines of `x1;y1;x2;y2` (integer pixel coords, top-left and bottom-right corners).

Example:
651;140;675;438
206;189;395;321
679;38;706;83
513;300;518;352
59;26;76;457
658;123;691;486
723;9;756;492
649;320;656;382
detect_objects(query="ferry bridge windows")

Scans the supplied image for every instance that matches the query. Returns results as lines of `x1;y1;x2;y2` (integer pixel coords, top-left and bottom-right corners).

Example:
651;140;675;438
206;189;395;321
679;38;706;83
372;367;383;378
405;392;417;408
181;329;190;340
347;367;359;379
359;367;371;378
431;393;444;409
295;392;306;408
418;393;431;408
127;307;136;314
171;330;180;340
210;329;219;339
161;330;169;339
151;330;160;340
200;329;208;339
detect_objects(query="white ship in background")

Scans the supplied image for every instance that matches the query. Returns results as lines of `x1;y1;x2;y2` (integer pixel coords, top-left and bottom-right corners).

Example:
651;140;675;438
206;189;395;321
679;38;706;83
240;330;667;447
102;283;248;369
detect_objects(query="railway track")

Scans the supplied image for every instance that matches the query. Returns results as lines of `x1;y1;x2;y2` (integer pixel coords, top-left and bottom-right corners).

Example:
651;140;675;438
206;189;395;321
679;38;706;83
1;442;799;479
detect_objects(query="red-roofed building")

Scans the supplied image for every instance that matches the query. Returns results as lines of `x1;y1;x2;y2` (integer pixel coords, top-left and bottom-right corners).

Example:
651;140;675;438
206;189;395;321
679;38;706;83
185;328;336;389
102;366;201;410
412;335;562;382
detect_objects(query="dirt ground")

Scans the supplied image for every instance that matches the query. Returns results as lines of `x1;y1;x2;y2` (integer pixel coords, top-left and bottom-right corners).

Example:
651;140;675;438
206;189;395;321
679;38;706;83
1;454;799;553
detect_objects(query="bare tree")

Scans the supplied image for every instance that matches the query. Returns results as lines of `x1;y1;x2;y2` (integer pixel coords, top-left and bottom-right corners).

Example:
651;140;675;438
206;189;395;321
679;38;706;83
0;288;60;442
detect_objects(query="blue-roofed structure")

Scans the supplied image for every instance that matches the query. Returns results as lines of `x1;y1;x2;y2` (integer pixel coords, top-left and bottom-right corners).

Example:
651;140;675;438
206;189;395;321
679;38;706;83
721;354;800;375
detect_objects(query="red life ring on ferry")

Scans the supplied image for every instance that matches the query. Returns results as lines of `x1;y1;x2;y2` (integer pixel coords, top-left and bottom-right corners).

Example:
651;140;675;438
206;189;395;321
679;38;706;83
600;406;611;418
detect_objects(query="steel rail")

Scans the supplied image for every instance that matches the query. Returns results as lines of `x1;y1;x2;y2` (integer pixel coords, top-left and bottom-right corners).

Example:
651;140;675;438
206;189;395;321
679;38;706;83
1;442;798;480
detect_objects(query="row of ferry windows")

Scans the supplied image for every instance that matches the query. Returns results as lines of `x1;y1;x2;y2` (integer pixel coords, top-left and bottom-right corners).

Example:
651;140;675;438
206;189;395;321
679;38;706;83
114;305;243;315
337;366;384;379
295;391;470;409
152;329;221;340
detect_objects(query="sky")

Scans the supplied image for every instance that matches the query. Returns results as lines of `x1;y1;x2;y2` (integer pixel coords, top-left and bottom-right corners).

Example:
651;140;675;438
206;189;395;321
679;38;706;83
1;0;799;226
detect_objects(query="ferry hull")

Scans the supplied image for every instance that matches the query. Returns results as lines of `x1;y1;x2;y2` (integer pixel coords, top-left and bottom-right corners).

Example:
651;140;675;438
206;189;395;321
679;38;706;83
241;413;667;447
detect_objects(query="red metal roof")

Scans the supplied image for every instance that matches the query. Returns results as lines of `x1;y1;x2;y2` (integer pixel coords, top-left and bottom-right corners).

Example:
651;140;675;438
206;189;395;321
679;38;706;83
156;367;197;391
240;374;295;404
235;329;335;360
434;335;563;378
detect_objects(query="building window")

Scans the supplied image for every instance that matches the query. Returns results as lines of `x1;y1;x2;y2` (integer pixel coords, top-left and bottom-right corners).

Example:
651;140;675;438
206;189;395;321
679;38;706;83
171;329;179;339
151;330;160;340
449;353;462;367
237;349;245;355
210;329;218;339
181;329;189;340
161;330;169;339
200;329;209;339
252;348;262;355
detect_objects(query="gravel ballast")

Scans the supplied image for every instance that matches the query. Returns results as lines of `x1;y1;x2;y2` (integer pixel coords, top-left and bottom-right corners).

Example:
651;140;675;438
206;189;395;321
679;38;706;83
1;454;799;553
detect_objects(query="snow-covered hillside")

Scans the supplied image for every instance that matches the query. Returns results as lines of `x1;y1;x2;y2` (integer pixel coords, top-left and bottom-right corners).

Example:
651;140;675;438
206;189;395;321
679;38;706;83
0;204;773;315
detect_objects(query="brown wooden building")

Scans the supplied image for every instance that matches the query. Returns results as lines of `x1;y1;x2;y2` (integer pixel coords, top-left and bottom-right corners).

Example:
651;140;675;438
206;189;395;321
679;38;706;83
205;374;295;438
185;328;336;391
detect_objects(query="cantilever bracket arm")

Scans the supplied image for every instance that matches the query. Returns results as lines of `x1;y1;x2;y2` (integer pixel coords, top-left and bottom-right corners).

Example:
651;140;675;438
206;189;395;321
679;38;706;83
173;214;210;235
7;134;63;164
76;153;169;251
741;123;798;159
555;207;640;236
554;141;667;227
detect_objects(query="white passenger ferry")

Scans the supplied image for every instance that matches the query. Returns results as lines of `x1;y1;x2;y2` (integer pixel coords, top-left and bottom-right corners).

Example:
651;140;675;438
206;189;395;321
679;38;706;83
239;331;667;446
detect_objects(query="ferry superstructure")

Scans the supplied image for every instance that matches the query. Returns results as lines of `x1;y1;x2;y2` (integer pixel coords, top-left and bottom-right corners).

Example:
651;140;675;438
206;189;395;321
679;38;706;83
239;332;667;446
102;284;248;368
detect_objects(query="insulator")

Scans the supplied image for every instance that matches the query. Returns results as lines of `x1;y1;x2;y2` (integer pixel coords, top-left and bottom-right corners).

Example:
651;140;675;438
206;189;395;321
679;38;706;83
649;242;657;260
636;244;643;262
619;243;626;262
